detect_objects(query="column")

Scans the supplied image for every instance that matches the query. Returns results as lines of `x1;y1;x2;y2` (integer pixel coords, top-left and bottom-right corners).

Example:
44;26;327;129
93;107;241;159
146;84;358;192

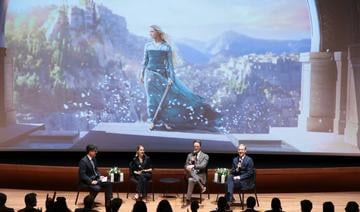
344;44;360;147
333;51;348;134
298;52;337;132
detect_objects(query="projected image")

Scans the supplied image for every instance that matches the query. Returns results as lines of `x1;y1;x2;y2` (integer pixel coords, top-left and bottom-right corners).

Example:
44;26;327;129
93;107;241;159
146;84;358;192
9;0;356;154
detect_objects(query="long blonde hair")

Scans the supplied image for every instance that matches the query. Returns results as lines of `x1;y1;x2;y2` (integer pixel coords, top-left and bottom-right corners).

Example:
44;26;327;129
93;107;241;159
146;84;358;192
150;25;167;43
150;25;178;65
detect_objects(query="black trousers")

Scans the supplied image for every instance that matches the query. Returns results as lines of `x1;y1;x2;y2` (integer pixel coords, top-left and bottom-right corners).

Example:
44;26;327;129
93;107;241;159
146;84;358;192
133;173;151;196
88;181;113;205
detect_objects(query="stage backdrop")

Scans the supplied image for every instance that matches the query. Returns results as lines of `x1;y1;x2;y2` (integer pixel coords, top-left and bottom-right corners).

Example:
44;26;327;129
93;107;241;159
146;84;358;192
4;0;358;155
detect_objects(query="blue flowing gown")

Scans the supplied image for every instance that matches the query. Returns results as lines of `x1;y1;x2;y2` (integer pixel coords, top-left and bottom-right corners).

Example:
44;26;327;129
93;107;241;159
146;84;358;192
141;41;221;130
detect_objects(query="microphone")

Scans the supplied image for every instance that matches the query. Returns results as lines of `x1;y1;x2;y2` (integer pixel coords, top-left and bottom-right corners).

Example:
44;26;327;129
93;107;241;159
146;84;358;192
236;158;242;172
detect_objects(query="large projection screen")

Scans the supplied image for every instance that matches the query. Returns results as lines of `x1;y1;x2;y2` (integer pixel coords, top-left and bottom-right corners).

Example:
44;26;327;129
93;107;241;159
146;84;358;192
3;0;359;155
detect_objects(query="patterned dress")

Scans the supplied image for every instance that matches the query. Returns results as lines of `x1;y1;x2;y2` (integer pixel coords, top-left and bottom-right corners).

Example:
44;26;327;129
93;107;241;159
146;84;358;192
141;41;221;130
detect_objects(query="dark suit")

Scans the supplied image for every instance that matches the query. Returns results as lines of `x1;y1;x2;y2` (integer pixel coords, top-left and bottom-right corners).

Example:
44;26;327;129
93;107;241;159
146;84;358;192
74;208;99;212
129;155;152;197
17;207;41;212
0;206;14;212
225;155;254;201
184;151;209;200
78;155;112;204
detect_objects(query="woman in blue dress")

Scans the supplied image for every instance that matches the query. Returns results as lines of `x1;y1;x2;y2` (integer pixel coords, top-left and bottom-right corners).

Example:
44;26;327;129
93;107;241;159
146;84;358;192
140;25;221;131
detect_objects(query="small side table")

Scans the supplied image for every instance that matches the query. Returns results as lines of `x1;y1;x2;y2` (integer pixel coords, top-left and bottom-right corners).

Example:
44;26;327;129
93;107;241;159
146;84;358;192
213;180;227;201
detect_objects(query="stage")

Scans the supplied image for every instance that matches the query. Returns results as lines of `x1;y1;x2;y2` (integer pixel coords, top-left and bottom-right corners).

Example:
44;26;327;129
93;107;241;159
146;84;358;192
1;122;359;155
1;188;359;211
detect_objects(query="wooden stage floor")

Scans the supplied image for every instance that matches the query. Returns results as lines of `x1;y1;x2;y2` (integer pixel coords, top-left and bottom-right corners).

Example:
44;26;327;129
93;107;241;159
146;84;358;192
1;188;359;211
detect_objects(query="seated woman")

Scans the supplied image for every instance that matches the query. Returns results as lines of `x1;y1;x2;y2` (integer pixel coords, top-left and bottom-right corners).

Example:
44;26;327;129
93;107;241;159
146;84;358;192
129;145;152;201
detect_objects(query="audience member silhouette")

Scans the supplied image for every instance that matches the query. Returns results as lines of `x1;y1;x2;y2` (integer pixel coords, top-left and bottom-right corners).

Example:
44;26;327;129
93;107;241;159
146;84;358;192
53;197;71;212
0;192;14;212
345;201;359;212
322;201;334;212
156;199;173;212
132;200;147;212
190;200;199;212
265;197;283;212
243;196;259;212
109;198;122;212
300;199;313;212
74;195;98;212
18;193;41;212
211;196;232;212
44;197;54;212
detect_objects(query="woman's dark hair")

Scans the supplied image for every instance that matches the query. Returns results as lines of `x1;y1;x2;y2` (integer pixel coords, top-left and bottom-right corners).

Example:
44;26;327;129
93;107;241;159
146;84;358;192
156;199;173;212
135;145;146;158
271;197;282;211
132;200;147;212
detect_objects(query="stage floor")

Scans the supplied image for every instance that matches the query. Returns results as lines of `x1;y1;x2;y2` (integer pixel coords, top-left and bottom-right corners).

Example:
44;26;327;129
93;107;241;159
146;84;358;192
1;188;359;211
1;122;360;155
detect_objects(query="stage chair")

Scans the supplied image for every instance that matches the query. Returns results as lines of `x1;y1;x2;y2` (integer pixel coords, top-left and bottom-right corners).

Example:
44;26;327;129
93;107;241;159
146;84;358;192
236;168;259;209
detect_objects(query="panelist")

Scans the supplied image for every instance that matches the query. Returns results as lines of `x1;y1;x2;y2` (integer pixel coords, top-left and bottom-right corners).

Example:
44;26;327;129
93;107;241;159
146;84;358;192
129;145;152;201
184;139;209;203
78;144;113;206
225;144;255;203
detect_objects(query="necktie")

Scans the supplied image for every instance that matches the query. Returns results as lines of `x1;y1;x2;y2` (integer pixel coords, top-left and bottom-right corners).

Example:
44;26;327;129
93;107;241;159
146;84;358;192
90;159;97;176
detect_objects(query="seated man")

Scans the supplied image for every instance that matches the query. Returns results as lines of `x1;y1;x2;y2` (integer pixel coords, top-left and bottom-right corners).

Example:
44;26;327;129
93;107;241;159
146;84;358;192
225;144;255;203
79;144;112;206
184;139;209;203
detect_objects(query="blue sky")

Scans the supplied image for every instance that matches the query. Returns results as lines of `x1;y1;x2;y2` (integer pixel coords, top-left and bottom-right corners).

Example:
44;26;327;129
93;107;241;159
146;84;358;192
8;0;310;41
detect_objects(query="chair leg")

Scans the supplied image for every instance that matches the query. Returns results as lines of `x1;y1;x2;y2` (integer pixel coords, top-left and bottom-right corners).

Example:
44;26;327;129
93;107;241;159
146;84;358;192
199;190;202;204
238;192;242;204
75;191;80;205
254;189;259;206
241;192;245;210
152;181;155;201
126;181;130;199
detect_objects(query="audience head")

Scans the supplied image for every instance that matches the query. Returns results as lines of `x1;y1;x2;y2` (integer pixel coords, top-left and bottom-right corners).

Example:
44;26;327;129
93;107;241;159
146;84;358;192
132;200;147;212
323;201;334;212
156;199;173;212
271;197;282;211
193;139;202;153
191;200;199;212
238;144;247;157
86;144;98;158
54;197;70;212
24;192;37;208
217;196;228;211
345;201;359;212
246;196;256;209
83;195;95;209
0;192;7;206
301;199;313;212
110;198;122;212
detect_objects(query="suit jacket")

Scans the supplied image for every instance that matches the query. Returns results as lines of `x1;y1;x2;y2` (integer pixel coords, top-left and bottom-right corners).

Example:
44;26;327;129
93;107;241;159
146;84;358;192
0;205;15;212
74;208;99;212
230;155;255;189
184;151;209;180
79;155;101;186
129;155;152;177
18;207;41;212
